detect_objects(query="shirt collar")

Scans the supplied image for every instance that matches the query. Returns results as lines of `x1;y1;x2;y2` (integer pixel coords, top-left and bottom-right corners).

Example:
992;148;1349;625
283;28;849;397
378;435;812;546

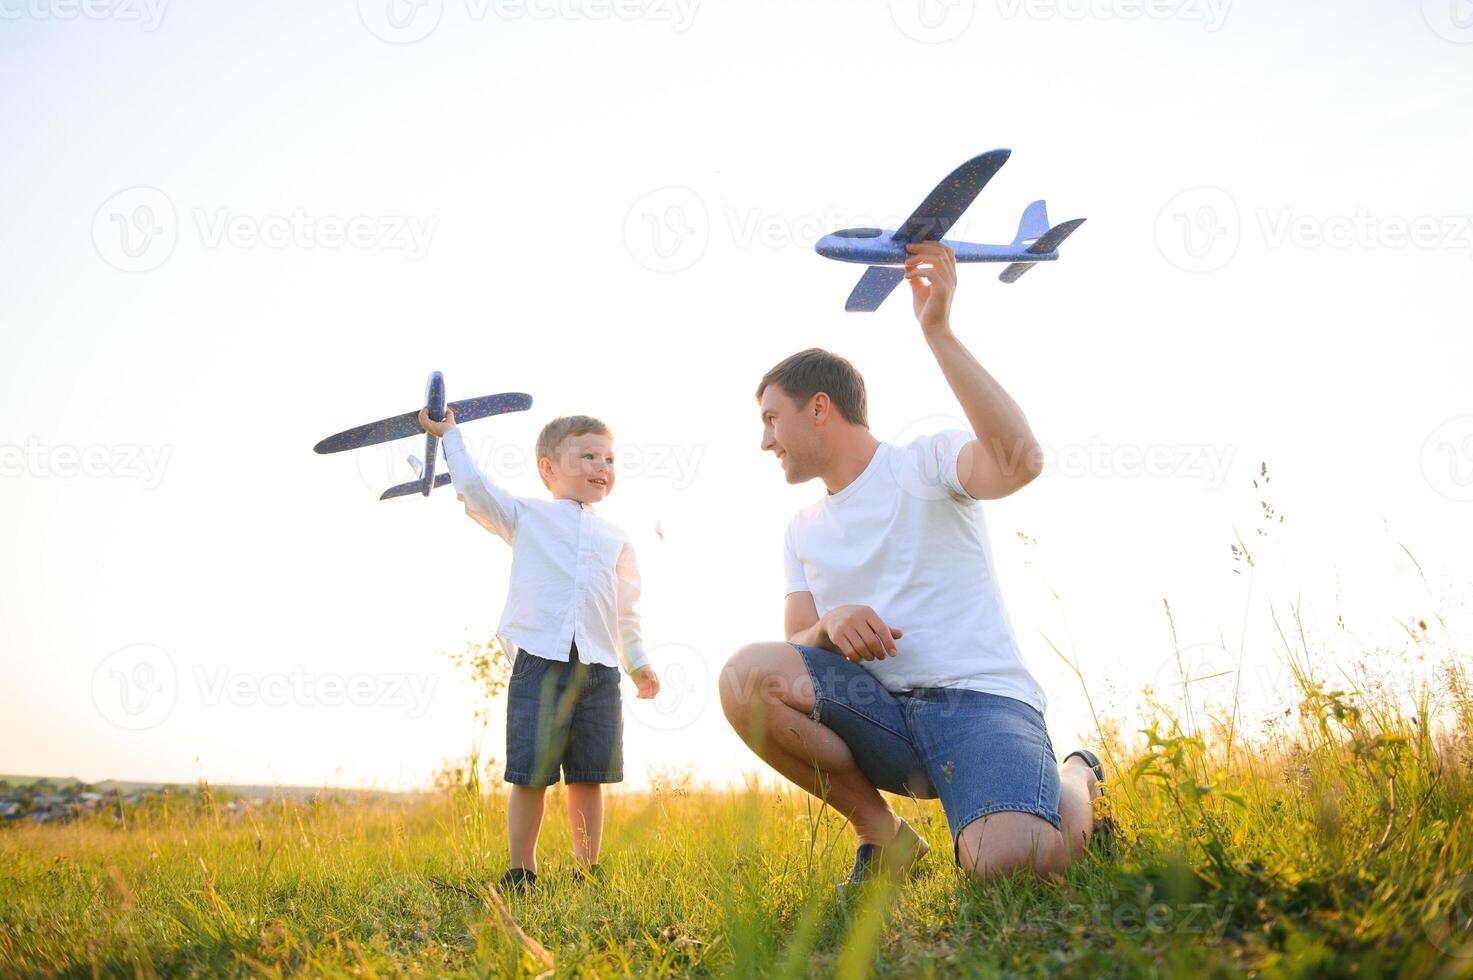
826;443;887;505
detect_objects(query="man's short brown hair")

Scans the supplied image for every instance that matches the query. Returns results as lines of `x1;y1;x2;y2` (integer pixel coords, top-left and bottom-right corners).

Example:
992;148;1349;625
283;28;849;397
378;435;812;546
755;348;868;427
536;415;612;464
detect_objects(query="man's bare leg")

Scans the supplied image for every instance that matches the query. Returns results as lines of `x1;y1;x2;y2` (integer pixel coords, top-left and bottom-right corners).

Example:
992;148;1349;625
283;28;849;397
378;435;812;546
956;756;1100;879
719;642;905;848
1058;754;1100;863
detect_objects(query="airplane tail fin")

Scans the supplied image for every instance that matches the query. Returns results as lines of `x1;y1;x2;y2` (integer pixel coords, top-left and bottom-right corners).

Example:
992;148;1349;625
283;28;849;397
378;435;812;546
1000;216;1087;283
1011;200;1051;249
379;472;452;500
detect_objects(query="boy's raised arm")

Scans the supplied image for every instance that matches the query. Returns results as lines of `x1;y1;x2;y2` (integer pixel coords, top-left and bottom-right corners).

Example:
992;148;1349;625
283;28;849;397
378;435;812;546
420;408;520;544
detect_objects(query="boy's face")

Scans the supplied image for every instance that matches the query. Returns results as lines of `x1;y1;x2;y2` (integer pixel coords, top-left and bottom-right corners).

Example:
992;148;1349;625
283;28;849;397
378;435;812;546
539;431;616;503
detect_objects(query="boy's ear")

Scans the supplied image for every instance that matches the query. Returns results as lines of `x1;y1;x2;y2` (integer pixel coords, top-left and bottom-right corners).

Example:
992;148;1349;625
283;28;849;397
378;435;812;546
537;455;556;486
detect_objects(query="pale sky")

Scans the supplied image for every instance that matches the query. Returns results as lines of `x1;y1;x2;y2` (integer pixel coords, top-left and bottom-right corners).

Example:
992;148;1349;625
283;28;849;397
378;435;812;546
1;0;1470;790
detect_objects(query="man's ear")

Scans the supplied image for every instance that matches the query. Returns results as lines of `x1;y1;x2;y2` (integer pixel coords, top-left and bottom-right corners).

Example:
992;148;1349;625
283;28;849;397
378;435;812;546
810;392;831;425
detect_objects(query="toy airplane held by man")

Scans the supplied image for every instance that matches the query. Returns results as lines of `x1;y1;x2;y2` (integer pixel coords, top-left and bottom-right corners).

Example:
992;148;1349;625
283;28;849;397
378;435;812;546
313;371;532;500
814;149;1086;312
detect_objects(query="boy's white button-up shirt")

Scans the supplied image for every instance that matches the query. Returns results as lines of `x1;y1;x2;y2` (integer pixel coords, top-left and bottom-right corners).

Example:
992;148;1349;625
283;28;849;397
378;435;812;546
441;428;649;675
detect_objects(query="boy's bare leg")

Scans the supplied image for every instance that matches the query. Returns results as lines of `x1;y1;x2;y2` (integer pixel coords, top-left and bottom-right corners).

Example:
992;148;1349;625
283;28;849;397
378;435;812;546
566;783;604;866
719;642;902;847
507;785;547;872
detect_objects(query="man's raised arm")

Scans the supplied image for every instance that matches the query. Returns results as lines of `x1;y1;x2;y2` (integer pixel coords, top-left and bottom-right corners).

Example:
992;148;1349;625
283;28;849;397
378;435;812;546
904;241;1044;500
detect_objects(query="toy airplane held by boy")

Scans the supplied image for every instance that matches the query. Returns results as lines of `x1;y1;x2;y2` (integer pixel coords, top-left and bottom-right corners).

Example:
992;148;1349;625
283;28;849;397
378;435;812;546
313;371;532;500
814;148;1086;312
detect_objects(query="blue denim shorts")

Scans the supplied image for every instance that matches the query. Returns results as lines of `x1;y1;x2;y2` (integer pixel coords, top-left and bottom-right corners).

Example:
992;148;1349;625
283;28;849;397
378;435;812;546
792;643;1061;849
504;645;623;787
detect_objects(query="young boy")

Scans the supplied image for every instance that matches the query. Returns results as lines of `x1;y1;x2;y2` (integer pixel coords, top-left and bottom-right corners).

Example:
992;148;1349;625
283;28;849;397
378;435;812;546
419;407;660;893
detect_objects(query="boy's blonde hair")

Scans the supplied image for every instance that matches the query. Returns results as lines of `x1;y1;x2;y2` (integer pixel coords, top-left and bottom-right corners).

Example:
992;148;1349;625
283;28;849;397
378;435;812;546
535;416;612;487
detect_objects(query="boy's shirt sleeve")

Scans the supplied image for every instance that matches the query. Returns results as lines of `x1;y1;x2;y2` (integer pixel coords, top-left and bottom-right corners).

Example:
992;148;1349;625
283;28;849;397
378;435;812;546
615;542;650;676
441;428;520;544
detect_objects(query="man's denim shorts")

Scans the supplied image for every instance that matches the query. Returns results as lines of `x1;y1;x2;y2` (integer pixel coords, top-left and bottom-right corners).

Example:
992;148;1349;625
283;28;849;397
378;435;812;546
791;643;1062;849
504;644;623;787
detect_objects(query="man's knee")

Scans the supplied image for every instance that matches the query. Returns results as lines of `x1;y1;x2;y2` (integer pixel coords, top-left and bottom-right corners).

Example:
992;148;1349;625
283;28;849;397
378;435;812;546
956;813;1068;881
719;642;810;724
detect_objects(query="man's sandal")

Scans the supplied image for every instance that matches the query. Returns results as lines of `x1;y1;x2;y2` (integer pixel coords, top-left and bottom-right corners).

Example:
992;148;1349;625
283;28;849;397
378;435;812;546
841;819;929;889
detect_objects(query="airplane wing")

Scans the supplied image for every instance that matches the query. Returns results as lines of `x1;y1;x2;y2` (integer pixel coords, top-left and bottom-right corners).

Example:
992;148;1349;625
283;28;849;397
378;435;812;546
379;472;453;500
845;266;907;312
891;149;1011;244
313;392;533;454
447;392;534;424
998;218;1088;283
314;411;424;454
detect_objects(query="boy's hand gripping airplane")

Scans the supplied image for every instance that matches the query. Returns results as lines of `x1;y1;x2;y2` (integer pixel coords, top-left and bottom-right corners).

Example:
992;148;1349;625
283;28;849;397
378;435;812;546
814;149;1086;312
313;371;532;500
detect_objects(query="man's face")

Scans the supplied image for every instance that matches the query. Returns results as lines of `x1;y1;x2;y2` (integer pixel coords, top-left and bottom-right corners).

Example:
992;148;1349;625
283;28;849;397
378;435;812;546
540;432;615;503
759;384;823;484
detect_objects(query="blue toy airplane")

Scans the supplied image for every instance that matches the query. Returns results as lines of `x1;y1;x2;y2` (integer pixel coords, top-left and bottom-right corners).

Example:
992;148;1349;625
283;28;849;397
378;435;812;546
814;149;1086;312
313;371;532;500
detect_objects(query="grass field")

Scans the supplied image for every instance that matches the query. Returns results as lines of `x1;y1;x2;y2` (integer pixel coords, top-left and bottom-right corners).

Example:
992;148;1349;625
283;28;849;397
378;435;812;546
3;640;1472;978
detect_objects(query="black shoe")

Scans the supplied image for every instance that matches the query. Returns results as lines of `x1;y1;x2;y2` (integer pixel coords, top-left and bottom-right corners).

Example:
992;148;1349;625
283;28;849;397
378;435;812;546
842;819;928;889
572;863;603;883
497;867;538;895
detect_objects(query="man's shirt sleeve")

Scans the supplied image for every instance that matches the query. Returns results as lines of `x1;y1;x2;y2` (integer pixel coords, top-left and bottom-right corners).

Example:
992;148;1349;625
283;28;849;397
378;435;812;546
783;522;811;597
927;428;983;504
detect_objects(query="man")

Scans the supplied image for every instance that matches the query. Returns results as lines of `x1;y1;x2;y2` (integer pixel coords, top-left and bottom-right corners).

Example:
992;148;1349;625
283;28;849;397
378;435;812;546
719;241;1103;884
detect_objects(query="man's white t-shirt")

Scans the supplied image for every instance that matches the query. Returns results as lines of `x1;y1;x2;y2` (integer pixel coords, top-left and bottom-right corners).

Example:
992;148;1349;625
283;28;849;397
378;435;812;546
783;430;1046;712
